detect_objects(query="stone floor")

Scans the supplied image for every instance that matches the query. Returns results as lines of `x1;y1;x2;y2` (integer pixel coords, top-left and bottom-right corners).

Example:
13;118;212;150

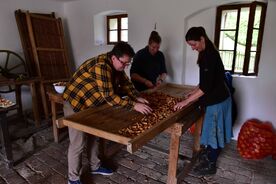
0;117;276;184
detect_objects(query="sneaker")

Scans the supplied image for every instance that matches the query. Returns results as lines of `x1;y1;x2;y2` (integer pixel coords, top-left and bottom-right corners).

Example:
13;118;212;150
91;166;113;176
68;179;83;184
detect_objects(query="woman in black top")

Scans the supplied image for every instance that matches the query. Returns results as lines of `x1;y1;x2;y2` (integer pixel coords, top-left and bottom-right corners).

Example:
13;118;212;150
174;27;233;175
130;31;167;91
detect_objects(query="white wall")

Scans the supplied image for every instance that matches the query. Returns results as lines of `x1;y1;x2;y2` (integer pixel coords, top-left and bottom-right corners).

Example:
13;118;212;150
0;0;64;53
232;0;276;138
0;0;64;110
63;0;276;139
1;0;275;139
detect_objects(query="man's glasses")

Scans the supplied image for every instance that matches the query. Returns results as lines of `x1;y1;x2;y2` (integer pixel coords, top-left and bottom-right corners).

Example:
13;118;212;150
117;57;132;66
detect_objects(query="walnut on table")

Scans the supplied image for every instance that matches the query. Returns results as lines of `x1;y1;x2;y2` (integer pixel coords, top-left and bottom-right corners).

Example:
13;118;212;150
118;92;183;137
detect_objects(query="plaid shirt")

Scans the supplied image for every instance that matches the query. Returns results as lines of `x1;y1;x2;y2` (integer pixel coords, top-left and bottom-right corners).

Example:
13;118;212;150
63;53;139;112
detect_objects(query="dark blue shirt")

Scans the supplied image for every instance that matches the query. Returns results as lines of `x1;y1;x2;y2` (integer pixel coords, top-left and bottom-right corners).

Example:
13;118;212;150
199;49;229;106
130;46;167;91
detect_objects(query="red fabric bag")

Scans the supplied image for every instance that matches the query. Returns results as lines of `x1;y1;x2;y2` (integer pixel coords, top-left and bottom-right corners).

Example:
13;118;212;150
237;119;276;159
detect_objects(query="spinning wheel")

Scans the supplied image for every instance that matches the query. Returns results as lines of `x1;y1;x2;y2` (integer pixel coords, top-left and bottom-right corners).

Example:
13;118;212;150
0;50;28;93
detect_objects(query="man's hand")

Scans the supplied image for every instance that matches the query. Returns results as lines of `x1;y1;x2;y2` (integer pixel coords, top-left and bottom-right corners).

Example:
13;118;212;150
156;79;162;86
136;97;149;104
134;102;152;114
144;80;155;88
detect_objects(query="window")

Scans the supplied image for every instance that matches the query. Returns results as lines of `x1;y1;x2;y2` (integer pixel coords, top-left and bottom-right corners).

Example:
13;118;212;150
214;1;267;76
107;14;128;44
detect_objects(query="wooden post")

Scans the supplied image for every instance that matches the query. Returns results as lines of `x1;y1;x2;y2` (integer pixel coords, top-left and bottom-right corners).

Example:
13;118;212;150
48;91;64;142
0;113;13;168
51;100;59;143
30;82;40;127
167;124;182;184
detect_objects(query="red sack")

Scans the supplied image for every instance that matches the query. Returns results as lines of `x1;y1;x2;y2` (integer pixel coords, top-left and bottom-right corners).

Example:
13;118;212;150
188;123;196;134
237;119;276;159
272;136;276;159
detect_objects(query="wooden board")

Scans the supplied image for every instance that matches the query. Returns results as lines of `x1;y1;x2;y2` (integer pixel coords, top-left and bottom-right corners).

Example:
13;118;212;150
62;83;199;153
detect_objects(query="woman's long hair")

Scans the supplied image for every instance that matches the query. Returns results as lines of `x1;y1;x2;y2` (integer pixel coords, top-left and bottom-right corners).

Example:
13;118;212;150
185;27;217;64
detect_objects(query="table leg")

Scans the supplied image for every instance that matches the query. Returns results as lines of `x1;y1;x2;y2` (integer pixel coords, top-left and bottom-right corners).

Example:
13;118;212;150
40;83;49;120
15;85;23;116
51;101;59;143
30;82;40;127
167;133;181;184
0;113;13;168
192;114;203;154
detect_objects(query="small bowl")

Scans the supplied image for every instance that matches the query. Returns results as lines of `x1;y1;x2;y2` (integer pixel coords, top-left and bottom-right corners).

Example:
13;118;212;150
53;83;66;94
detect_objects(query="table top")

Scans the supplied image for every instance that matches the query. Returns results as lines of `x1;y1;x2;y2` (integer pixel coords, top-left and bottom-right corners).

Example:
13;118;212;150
0;76;40;86
0;104;19;113
62;83;199;153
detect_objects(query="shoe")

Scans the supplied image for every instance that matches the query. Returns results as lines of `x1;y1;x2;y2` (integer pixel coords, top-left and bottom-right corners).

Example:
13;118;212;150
198;148;209;163
193;160;217;176
91;166;113;176
68;179;83;184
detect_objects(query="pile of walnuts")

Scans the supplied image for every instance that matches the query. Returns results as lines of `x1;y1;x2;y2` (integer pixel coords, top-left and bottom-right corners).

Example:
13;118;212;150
118;92;182;137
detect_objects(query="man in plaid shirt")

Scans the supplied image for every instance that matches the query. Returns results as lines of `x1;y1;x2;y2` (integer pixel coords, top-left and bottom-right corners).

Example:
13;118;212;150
63;42;152;184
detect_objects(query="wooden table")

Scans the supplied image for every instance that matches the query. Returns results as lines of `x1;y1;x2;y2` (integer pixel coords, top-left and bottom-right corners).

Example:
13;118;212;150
0;76;41;167
0;76;40;126
61;83;203;184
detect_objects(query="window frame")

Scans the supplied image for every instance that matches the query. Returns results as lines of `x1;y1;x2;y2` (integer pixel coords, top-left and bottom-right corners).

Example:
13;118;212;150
214;1;267;76
106;14;128;45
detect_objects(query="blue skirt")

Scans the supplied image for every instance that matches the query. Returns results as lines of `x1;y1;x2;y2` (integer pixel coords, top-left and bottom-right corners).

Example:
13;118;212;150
200;97;233;149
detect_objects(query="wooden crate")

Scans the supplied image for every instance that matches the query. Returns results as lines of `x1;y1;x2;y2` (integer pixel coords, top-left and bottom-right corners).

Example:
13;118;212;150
15;10;71;119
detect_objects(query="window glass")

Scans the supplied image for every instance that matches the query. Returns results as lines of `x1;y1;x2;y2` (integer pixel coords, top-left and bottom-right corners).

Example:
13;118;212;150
248;52;256;73
251;29;259;51
109;31;118;42
121;30;128;42
219;31;236;50
215;2;266;75
220;50;234;71
234;45;245;73
254;6;262;28
121;17;128;29
221;10;238;29
109;19;117;30
237;8;250;46
234;7;249;72
107;14;128;44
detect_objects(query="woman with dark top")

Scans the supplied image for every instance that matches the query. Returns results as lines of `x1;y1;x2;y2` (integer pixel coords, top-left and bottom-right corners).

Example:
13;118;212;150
174;27;233;175
130;31;167;91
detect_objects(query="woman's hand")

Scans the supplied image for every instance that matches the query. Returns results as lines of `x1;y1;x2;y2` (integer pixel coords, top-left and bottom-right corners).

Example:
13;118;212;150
134;102;152;114
174;99;190;111
136;97;149;104
156;79;162;86
184;93;192;99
